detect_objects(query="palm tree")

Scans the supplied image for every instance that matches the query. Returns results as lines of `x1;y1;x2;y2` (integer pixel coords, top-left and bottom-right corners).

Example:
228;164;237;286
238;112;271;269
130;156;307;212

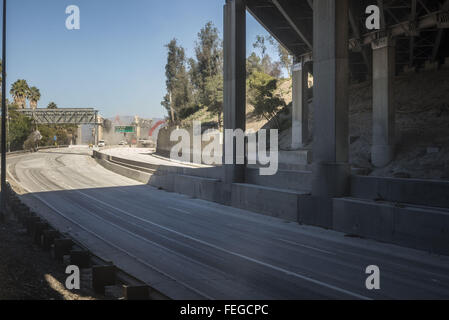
47;102;58;109
10;80;29;109
27;86;41;110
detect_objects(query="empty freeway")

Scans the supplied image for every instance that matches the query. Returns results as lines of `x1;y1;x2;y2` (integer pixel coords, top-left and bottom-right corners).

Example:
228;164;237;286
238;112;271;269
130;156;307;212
6;147;449;300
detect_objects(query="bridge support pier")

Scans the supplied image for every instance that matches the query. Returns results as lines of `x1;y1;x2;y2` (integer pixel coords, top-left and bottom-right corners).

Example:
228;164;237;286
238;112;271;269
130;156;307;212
98;116;104;142
291;58;311;150
77;126;83;145
371;37;396;168
311;0;350;199
300;0;350;227
134;116;141;141
222;0;246;188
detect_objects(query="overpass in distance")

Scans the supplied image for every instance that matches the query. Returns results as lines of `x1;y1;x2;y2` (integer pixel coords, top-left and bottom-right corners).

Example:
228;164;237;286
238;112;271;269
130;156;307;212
16;108;103;146
16;108;100;125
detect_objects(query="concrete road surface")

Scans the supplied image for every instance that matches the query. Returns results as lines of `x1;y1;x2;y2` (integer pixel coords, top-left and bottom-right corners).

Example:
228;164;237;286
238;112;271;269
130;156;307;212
100;147;209;168
6;147;449;300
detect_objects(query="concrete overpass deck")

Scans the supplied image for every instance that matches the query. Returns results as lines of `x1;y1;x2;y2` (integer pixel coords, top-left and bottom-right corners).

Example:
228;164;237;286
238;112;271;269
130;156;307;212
100;147;208;169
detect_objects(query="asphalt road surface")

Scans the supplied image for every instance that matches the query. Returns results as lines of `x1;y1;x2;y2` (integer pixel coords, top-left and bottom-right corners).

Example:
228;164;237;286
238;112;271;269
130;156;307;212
6;147;449;300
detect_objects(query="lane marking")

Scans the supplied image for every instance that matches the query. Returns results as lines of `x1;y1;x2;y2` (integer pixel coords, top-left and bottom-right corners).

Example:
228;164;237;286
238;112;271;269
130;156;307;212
168;207;192;215
277;238;337;256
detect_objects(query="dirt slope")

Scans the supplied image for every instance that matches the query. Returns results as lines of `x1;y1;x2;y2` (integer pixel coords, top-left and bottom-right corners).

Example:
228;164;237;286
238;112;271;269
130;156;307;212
182;68;449;179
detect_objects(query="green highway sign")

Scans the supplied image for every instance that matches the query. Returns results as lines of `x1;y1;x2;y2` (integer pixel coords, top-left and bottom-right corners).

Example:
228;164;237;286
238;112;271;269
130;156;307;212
115;126;135;133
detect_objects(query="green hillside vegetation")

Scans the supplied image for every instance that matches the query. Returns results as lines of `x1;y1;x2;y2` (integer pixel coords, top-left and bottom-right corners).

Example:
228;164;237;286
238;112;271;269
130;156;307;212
0;73;77;152
162;23;294;131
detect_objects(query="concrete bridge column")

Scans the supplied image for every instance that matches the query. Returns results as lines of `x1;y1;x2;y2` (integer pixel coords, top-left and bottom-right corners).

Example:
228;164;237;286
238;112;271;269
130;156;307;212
371;37;396;167
98;116;104;142
311;0;350;198
291;58;311;150
135;116;141;140
76;126;82;145
223;0;246;185
94;112;99;146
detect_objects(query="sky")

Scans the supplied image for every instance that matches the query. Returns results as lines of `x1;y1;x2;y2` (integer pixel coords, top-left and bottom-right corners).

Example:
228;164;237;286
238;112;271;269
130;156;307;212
0;0;274;119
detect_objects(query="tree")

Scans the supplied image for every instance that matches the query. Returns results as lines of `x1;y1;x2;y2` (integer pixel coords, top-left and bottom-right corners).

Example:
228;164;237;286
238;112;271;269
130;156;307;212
253;35;268;57
203;74;223;127
27;86;41;110
10;80;29;109
194;22;222;92
252;35;282;79
188;57;201;106
266;36;293;78
162;39;192;122
277;44;293;78
47;102;58;109
247;52;263;76
247;71;286;129
23;131;42;152
7;105;34;151
187;22;223;113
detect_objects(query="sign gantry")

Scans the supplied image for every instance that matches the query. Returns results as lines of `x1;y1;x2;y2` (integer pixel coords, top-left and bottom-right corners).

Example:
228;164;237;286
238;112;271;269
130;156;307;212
16;108;101;125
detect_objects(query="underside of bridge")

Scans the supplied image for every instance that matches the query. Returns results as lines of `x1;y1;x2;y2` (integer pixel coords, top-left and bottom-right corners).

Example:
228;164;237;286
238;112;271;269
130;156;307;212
246;0;449;80
222;0;449;225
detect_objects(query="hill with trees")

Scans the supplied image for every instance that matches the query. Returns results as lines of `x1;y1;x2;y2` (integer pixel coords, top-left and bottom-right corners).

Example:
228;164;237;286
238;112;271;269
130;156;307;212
161;22;293;131
1;73;78;151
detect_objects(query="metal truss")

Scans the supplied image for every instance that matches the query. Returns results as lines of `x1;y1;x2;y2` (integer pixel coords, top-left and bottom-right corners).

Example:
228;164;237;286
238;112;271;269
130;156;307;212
16;108;99;125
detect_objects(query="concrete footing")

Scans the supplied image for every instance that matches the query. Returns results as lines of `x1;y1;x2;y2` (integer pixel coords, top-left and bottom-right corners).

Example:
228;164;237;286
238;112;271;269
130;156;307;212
53;239;73;261
298;196;333;228
123;285;150;300
26;217;41;234
42;230;60;251
312;162;350;198
92;265;116;294
351;175;449;208
70;250;91;269
333;198;449;256
231;183;308;222
371;144;395;168
32;222;49;245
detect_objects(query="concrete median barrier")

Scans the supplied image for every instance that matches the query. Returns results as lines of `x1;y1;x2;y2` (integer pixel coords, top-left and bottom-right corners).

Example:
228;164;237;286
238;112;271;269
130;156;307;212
333;198;449;256
32;222;49;245
26;217;41;234
53;238;74;261
41;230;60;251
70;250;91;269
123;285;150;300
92;265;116;294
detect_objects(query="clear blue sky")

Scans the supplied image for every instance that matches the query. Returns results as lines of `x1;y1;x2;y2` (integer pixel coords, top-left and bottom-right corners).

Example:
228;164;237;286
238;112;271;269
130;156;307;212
1;0;273;119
